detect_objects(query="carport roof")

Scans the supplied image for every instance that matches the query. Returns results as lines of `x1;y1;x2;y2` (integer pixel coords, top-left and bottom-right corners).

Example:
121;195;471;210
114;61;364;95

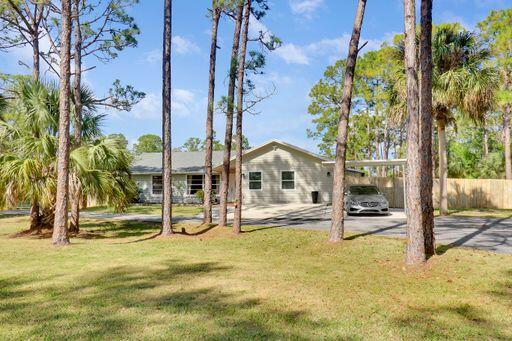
322;159;407;167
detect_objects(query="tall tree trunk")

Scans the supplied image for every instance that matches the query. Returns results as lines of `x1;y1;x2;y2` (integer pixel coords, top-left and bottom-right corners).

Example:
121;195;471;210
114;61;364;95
419;0;435;258
233;0;251;234
32;32;40;81
482;120;489;157
382;121;389;177
161;0;173;236
329;0;366;243
404;0;425;264
203;2;221;225
52;0;72;246
432;127;436;183
504;104;512;180
437;117;448;215
219;2;243;228
29;5;41;230
69;0;83;234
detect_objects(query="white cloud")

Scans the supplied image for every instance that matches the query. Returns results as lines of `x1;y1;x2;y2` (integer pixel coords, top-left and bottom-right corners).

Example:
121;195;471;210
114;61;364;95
249;14;270;39
289;0;324;17
131;93;161;119
274;43;310;65
142;36;200;64
273;32;397;65
129;88;198;119
173;35;200;55
439;11;473;29
143;49;161;64
171;89;196;117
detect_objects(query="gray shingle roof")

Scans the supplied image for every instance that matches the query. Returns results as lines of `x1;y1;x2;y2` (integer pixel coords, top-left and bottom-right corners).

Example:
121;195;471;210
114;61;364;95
131;151;224;174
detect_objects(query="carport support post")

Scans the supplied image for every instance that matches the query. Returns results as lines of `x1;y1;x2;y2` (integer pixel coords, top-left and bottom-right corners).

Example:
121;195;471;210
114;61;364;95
402;164;407;213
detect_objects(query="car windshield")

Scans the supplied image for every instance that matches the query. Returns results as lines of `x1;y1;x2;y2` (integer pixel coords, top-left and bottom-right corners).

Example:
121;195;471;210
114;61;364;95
349;186;379;195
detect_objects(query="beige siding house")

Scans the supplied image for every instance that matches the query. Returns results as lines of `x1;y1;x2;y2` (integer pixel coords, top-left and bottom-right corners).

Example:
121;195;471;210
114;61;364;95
131;140;363;204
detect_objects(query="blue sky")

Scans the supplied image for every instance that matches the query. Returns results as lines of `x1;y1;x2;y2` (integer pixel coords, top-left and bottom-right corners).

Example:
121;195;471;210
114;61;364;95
1;0;510;152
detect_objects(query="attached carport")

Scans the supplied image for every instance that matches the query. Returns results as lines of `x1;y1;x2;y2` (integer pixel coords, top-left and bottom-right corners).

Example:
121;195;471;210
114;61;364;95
322;159;408;210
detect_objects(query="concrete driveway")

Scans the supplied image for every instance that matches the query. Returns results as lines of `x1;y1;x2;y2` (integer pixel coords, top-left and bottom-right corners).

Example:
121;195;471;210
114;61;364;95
236;204;512;254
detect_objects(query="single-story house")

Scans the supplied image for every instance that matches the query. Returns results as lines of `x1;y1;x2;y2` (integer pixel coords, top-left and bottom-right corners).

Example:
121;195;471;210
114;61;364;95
131;140;364;204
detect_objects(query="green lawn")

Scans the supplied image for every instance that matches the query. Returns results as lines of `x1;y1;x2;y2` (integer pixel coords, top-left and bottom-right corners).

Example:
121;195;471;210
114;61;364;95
83;204;202;217
0;216;511;339
435;208;512;218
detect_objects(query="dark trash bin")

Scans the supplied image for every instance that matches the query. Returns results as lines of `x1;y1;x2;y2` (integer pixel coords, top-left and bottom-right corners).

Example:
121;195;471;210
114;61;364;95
311;191;319;204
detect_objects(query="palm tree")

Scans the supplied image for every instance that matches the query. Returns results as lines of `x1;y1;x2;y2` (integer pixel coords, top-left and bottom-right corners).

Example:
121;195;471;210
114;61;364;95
53;0;72;245
329;0;367;242
161;0;173;236
0;80;136;231
393;25;498;216
432;26;497;215
204;0;222;225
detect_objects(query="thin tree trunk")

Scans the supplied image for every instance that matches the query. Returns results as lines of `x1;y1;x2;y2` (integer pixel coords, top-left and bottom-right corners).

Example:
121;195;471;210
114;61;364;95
52;0;72;246
29;5;41;230
329;0;366;242
404;0;425;264
69;0;83;234
504;104;512;180
483;120;489;157
32;32;40;81
437;117;448;215
419;0;435;258
203;2;221;225
219;2;243;228
161;0;173;236
382;121;389;177
432;126;436;183
233;0;251;234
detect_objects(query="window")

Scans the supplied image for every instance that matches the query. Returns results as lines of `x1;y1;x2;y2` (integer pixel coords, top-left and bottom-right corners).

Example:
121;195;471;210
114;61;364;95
248;171;262;190
281;171;295;189
186;175;221;195
152;176;163;195
187;175;203;195
212;175;220;194
348;185;379;195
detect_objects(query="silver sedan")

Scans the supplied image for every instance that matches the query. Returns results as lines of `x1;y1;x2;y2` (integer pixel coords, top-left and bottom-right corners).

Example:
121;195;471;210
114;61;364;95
344;185;390;215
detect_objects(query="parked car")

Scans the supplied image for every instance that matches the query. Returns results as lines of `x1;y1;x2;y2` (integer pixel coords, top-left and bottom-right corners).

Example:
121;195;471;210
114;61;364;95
344;185;390;215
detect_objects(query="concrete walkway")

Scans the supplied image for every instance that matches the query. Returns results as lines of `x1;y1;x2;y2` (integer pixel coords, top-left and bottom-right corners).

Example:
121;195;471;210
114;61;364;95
3;205;512;254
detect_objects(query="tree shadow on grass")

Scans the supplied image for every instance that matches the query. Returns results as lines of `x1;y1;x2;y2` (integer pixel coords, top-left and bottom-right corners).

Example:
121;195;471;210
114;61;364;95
487;269;512;308
392;303;511;339
0;260;327;339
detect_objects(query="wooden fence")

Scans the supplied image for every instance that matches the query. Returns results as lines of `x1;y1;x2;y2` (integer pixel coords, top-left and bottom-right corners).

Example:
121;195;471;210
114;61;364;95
346;176;512;209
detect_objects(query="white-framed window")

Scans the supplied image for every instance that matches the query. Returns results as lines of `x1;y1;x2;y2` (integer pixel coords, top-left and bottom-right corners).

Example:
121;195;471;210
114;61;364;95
248;171;262;190
187;175;203;195
281;171;295;190
212;175;220;194
186;174;220;195
152;175;163;195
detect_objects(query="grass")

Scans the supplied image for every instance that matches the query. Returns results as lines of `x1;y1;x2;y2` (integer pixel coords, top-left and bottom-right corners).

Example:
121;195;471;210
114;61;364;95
435;208;512;218
83;204;202;217
0;216;511;339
